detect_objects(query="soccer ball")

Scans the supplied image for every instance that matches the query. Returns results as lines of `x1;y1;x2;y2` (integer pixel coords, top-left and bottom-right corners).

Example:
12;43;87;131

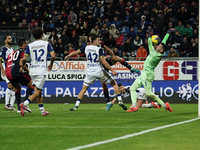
151;35;160;45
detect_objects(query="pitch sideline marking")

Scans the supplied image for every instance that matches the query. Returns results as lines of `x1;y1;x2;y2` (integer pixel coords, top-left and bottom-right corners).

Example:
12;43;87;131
1;126;155;129
66;118;200;150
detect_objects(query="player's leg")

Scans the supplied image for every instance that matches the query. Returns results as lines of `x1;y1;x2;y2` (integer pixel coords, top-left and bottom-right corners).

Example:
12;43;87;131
70;84;89;111
100;80;110;103
3;73;12;109
36;92;49;116
20;86;41;116
110;98;117;104
140;100;156;108
20;75;46;116
10;86;16;110
6;78;16;110
21;73;34;113
100;69;127;110
9;78;21;112
100;80;114;111
14;83;21;112
5;83;12;109
127;77;142;112
70;74;93;111
143;80;172;112
23;73;35;101
108;79;127;110
110;56;140;73
24;83;34;113
137;100;144;108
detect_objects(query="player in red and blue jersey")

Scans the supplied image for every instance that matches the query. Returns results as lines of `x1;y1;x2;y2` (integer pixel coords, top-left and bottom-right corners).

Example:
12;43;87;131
0;35;16;110
5;39;34;113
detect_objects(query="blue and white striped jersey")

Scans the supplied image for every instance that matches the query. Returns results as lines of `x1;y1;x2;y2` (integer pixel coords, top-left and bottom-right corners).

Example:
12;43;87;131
25;40;54;75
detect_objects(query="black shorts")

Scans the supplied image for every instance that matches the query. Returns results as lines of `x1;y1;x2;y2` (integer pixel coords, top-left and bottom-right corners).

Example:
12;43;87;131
103;56;114;72
9;72;31;87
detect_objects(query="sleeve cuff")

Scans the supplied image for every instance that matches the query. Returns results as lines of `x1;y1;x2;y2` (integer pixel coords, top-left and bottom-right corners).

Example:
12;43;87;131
24;54;29;56
100;55;104;58
50;51;55;54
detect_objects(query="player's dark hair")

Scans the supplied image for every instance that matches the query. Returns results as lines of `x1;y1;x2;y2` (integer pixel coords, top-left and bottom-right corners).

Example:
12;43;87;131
91;35;99;43
118;83;123;87
161;43;167;52
4;35;10;41
88;33;96;38
32;27;43;39
18;39;27;47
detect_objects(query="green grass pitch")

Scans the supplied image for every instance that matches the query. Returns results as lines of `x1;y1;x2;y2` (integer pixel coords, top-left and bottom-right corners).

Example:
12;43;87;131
0;103;199;150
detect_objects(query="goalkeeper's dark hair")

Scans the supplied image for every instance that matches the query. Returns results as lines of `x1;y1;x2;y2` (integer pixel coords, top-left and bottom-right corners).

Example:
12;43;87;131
118;83;123;87
91;35;99;43
161;43;168;52
18;39;27;47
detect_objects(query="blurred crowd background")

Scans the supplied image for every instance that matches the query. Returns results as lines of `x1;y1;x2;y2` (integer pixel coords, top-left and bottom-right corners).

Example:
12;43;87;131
0;0;199;60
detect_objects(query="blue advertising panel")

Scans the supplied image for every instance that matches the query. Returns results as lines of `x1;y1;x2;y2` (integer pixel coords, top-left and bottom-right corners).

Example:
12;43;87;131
0;80;198;104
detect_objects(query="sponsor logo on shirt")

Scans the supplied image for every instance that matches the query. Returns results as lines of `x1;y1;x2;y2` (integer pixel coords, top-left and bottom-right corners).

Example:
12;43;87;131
30;65;46;68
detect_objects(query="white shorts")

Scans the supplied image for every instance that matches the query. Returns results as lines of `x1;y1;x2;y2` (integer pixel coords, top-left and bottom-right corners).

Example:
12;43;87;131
1;63;10;84
137;88;147;100
83;69;114;87
31;75;46;90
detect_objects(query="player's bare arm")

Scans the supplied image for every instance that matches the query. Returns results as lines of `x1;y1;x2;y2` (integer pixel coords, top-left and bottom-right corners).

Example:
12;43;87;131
0;57;5;76
21;55;28;71
64;50;81;60
100;56;117;76
48;51;56;71
19;58;29;73
103;45;114;55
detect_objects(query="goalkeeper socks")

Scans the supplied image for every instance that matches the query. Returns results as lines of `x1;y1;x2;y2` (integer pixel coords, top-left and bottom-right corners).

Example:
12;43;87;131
116;93;122;102
24;99;32;106
15;90;21;110
103;89;110;103
10;90;16;106
141;103;152;108
38;103;44;112
120;59;132;70
5;87;12;105
75;99;81;108
162;103;166;108
24;86;34;101
130;86;138;107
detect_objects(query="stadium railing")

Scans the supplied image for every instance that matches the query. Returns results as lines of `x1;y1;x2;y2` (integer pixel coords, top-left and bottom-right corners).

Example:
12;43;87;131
0;29;32;45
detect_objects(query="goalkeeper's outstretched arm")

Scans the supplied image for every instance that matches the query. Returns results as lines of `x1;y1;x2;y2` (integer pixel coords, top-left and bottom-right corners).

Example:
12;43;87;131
161;33;170;44
148;37;154;53
162;28;176;44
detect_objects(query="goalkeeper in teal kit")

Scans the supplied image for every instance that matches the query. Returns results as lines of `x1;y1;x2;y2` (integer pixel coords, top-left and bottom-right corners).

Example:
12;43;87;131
127;29;176;112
